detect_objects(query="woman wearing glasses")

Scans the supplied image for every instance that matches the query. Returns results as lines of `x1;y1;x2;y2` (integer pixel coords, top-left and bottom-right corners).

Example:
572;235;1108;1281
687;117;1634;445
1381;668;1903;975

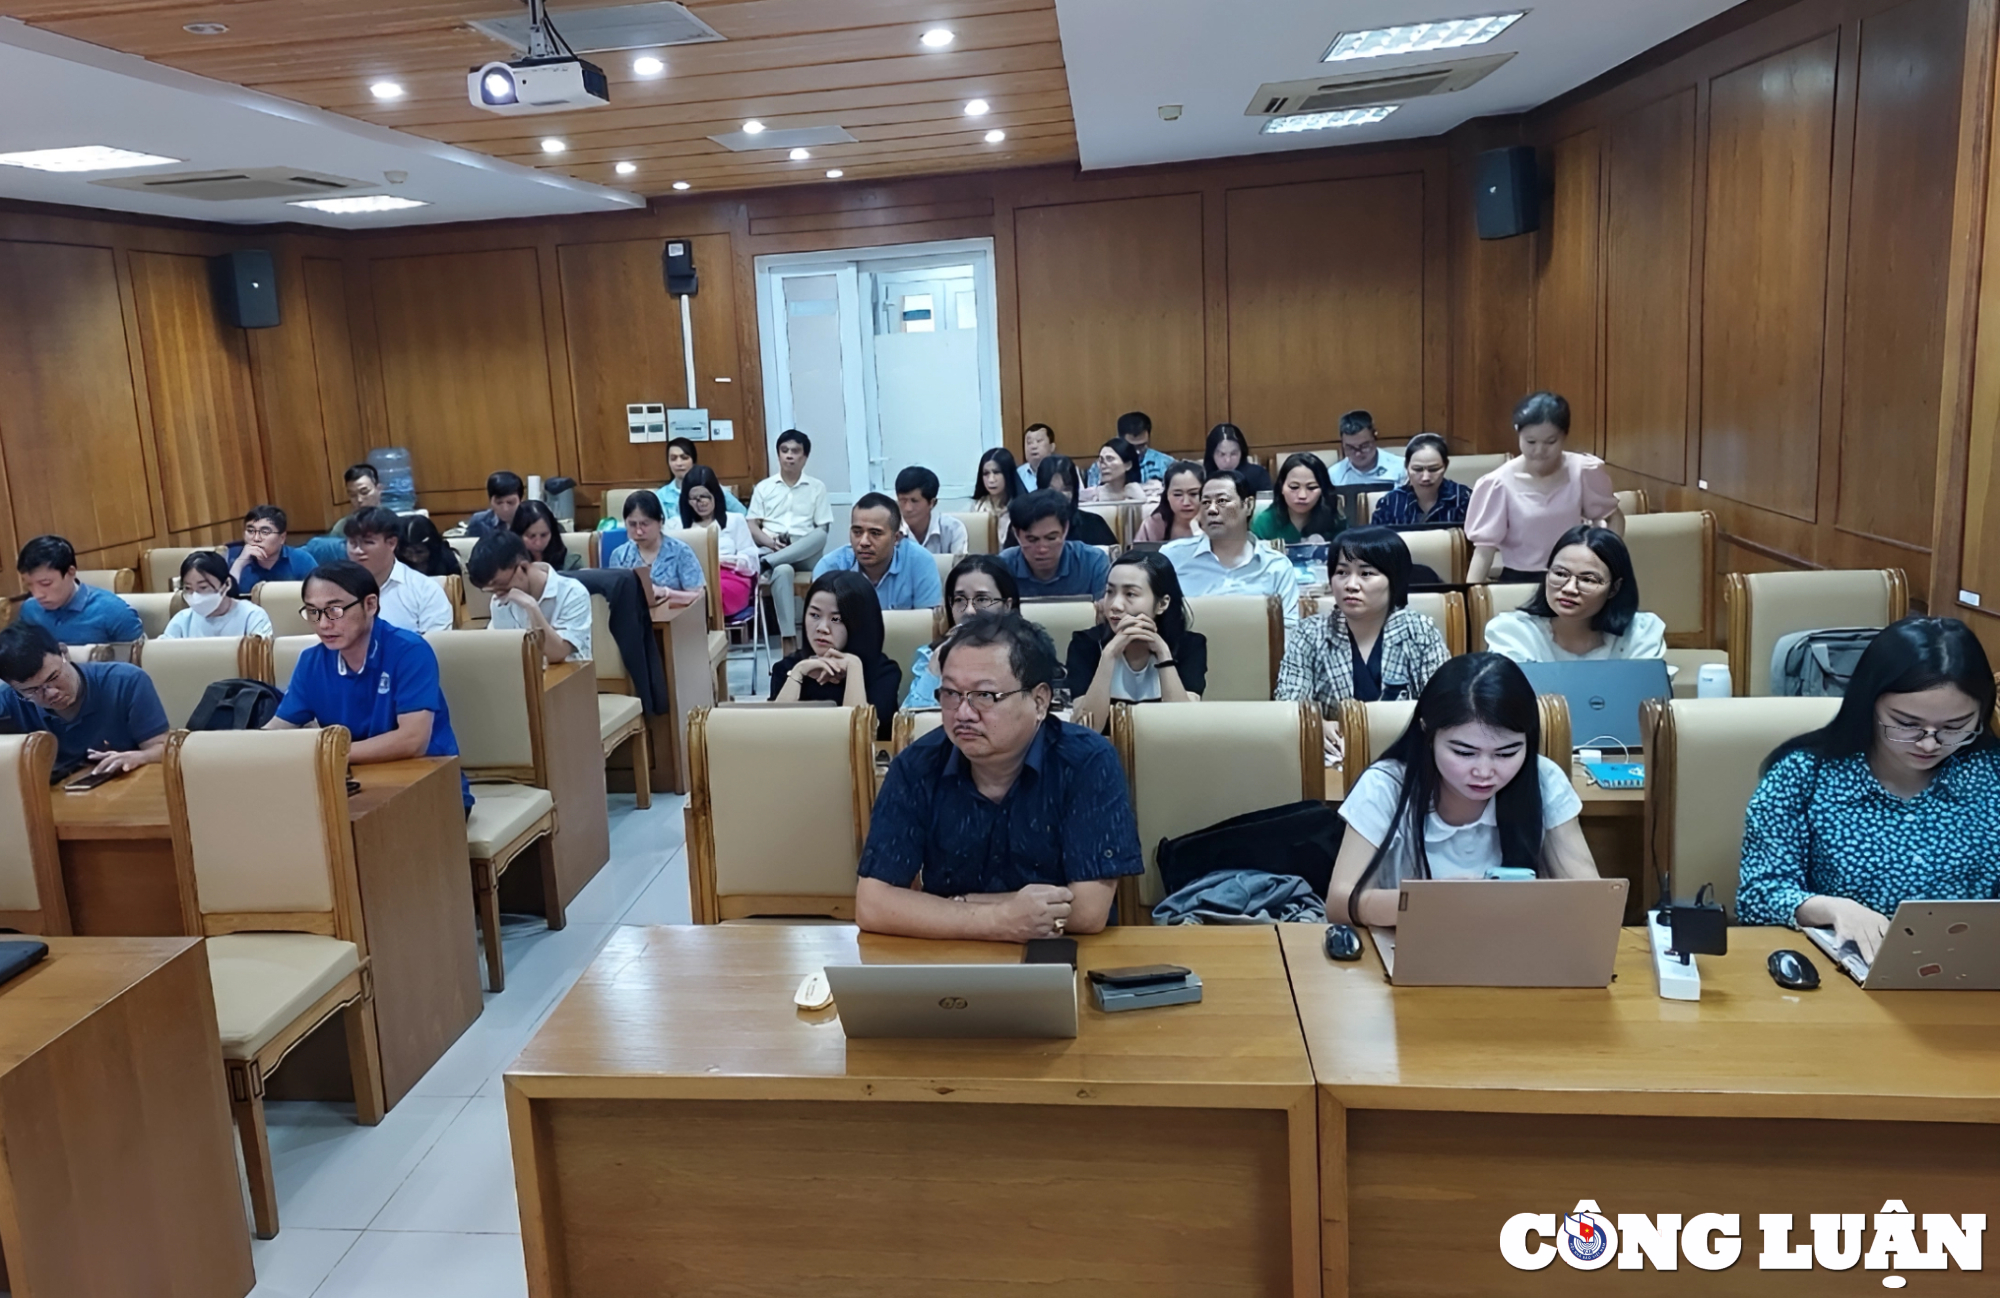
769;570;901;738
906;556;1020;710
1737;617;2000;963
1480;526;1664;664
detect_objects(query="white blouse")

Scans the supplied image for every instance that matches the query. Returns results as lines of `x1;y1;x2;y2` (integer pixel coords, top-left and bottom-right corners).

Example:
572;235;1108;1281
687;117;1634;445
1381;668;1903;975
1339;756;1582;885
162;599;274;639
1482;609;1667;663
713;513;758;573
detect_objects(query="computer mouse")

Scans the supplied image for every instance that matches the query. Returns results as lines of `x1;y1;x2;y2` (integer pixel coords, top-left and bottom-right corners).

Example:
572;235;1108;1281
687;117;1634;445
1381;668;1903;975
1767;949;1820;991
1324;923;1363;962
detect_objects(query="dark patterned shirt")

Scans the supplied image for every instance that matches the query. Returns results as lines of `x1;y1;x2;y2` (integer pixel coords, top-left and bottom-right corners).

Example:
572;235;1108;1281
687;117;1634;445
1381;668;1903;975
1371;479;1473;527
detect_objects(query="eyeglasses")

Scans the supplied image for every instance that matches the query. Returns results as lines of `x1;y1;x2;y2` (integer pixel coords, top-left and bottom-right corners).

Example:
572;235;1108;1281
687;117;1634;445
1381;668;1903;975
950;594;1007;613
243;526;282;540
1547;567;1610;593
937;686;1033;713
1878;722;1981;749
299;599;361;623
16;665;65;700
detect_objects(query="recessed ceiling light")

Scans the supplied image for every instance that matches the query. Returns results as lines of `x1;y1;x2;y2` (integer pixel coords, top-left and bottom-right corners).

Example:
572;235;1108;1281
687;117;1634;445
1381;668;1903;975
789;147;811;161
825;169;844;178
0;146;182;173
984;129;1006;144
1324;11;1525;62
541;138;566;153
1261;105;1399;134
182;22;228;35
616;161;637;175
742;120;765;135
964;99;990;117
370;81;404;101
632;55;665;76
289;195;430;214
672;181;691;190
921;28;955;48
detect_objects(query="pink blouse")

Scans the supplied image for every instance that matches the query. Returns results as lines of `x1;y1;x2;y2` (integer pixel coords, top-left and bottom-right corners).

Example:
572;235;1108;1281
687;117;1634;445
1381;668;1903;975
1464;452;1618;573
1132;511;1197;543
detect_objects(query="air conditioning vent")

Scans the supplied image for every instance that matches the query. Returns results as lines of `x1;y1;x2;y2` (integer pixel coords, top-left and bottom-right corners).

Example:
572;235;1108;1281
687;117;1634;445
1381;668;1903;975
90;167;370;201
471;1;724;55
708;125;858;152
1244;51;1515;117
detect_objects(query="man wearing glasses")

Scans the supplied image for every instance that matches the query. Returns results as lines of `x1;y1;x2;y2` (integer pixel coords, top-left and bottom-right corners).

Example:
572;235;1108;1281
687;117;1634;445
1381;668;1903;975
264;561;470;809
342;507;454;634
227;505;319;592
0;621;169;776
855;611;1142;940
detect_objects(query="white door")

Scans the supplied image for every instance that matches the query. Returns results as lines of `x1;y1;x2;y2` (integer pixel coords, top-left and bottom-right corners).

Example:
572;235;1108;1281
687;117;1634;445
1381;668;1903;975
759;265;869;505
862;263;992;502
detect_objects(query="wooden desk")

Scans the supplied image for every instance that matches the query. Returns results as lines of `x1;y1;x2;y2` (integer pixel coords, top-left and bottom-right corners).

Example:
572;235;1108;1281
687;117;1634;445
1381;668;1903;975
0;937;253;1297
644;598;715;794
1280;923;2000;1296
51;759;482;1108
537;661;610;920
507;926;1319;1297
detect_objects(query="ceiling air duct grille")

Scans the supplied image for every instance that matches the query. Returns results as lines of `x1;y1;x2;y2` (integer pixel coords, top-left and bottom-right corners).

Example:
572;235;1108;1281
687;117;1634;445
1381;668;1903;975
471;1;725;55
1245;51;1515;117
90;167;370;201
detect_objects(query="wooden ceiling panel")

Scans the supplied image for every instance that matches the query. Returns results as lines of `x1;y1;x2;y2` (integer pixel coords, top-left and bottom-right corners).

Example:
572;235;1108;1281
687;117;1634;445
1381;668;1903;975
22;0;1076;197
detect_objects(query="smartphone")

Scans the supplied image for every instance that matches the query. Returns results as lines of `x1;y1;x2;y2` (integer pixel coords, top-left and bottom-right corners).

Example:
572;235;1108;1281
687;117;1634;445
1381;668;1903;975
1022;937;1077;967
1086;964;1191;989
63;767;119;794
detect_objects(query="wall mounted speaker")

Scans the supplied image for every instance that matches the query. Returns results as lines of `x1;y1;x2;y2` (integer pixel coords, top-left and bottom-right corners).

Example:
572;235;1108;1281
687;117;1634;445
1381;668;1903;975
210;249;280;329
1474;146;1540;240
663;239;698;297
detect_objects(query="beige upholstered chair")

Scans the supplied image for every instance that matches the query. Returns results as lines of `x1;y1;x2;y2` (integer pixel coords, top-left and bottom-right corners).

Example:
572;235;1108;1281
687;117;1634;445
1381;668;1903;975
1446;452;1509;488
1723;568;1908;696
931;550;957;590
0;732;67;934
1339;694;1570;791
134;636;273;728
1400;527;1468;582
121;591;184;638
881;609;941;707
252;581;315;639
950;510;996;555
1615;488;1649;516
140;546;222;593
1020;598;1101;659
429;573;467;628
1644;698;1840;913
1183;594;1282;701
668;525;727;699
1468;582;1540;652
1623;510;1725;696
561;531;595;567
1079;503;1135;545
684;705;876;923
890;708;945;754
164;727;384;1239
272;635;314;689
447;538;491;629
425;630;559;991
77;568;135;593
1405;591;1469;655
601;487;648;527
586;593;652;810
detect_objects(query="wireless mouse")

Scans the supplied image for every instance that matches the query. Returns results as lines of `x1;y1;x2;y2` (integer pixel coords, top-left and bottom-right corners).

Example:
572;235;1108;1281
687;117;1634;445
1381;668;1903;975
1324;923;1363;962
1767;949;1820;991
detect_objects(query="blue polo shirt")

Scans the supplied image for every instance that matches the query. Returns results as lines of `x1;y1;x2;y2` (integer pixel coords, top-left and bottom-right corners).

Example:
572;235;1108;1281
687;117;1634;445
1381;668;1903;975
276;621;470;805
859;718;1143;897
15;582;143;645
999;541;1110;599
812;537;943;609
225;543;320;591
0;662;169;769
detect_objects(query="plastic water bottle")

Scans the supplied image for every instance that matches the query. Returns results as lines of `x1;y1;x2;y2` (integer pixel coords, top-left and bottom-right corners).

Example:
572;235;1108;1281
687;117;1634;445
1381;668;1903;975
1696;663;1731;699
368;447;417;511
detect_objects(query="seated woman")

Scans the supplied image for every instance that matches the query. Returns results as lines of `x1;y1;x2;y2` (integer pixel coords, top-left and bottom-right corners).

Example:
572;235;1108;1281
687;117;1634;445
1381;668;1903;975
907;555;1021;709
972;447;1023;545
680;466;757;619
1372;432;1472;526
162;551;274;639
1066;550;1206;732
1080;439;1150;504
658;436;746;518
1034;454;1118;546
1482;525;1665;663
1205;422;1273;495
1252;452;1343;543
1133;460;1204;543
770;570;902;738
510;500;583;571
1737;617;2000;963
608;489;704;607
1328;653;1599;927
398;515;462;577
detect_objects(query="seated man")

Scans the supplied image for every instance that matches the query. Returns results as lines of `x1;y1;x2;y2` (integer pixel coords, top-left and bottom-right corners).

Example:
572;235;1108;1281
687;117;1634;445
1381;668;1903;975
463;471;525;539
344;507;454;633
1330;410;1407;488
998;491;1110;599
855;612;1143;939
266;561;469;807
1161;471;1300;632
468;531;592;663
1084;411;1174;486
0;622;169;775
812;493;944;610
895;466;968;556
325;463;383;539
228;505;319;591
13;535;144;645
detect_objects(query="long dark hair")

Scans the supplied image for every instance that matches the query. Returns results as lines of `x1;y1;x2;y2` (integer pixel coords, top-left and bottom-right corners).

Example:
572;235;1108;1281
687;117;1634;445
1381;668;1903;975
1149;460;1205;534
938;554;1021;647
510;500;570;570
1106;549;1191;651
398;515;461;576
678;465;729;529
1036;453;1083;503
1349;654;1548;918
1763;617;1998;774
802;569;887;663
1519;524;1639;636
975;447;1022;509
1266;452;1341;536
1204;423;1252;478
1097;437;1140;487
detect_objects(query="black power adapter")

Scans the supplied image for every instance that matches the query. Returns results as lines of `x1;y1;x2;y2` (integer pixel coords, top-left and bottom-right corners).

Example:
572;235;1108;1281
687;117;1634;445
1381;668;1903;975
1664;882;1729;957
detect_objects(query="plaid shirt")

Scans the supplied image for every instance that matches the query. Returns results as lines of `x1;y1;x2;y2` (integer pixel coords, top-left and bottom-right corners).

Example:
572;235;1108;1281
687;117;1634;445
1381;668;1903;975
1370;479;1472;526
1275;605;1449;713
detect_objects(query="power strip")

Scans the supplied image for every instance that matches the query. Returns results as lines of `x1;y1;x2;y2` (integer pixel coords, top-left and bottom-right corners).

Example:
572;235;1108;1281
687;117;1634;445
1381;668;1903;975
1649;909;1702;1001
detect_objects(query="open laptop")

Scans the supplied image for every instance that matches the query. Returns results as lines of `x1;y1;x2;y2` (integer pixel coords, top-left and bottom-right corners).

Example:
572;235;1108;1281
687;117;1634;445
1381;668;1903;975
1805;900;2000;989
1518;659;1672;751
823;963;1079;1038
1369;878;1628;987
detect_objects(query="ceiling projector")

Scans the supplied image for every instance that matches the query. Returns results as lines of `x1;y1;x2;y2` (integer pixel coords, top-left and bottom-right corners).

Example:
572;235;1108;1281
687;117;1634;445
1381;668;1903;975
468;56;608;114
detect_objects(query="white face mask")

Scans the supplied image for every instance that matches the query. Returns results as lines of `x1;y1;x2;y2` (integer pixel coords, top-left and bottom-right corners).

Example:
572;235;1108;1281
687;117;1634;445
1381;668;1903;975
187;589;225;617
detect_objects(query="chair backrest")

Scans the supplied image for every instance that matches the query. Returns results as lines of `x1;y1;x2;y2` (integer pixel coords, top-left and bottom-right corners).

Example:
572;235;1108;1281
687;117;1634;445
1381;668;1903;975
446;538;492;627
1469;582;1540;651
273;635;315;689
121;591;183;639
686;704;876;922
949;510;996;555
880;610;938;707
1112;701;1323;914
76;568;134;594
0;732;66;934
890;708;945;754
1340;694;1571;797
165;727;365;944
1447;452;1509;488
602;487;645;527
1400;527;1468;582
1182;594;1282;701
1724;568;1908;696
587;593;633;691
424;630;545;779
1020;598;1101;655
1404;591;1468;655
1353;492;1375;525
252;581;315;638
1623;510;1715;645
430;573;467;628
559;531;594;569
668;525;723;631
1646;697;1840;911
134;636;272;728
1615;488;1649;516
1080;503;1128;545
140;546;221;593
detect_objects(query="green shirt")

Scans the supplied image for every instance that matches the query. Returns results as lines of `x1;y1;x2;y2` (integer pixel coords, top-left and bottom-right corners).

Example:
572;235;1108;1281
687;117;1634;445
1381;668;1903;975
1251;507;1343;543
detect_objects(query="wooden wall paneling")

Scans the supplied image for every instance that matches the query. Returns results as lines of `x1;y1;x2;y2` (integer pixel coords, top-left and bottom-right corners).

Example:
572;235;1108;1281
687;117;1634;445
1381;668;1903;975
1534;131;1604;456
987;176;1024;448
1200;186;1232;435
1445;132;1536;455
1224;172;1430;448
1603;90;1697;483
1952;0;2000;621
245;243;335;532
301;255;367;516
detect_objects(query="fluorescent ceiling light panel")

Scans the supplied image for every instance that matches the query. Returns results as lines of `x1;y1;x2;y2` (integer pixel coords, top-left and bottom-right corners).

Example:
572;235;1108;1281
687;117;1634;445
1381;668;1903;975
1261;105;1398;134
1324;11;1525;62
0;145;181;172
288;194;430;213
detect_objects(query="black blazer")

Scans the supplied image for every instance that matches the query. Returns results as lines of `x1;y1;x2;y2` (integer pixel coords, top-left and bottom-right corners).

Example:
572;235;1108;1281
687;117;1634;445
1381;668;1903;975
769;650;901;738
1066;508;1118;547
1064;624;1208;700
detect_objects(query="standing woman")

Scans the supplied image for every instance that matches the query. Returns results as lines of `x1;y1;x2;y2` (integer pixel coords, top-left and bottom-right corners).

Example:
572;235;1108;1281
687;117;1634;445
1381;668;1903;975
906;555;1020;709
1372;433;1472;526
1081;439;1149;503
510;500;583;571
972;447;1023;545
1482;526;1665;664
1205;423;1274;495
1034;455;1119;546
1737;617;2000;962
681;466;757;619
162;551;274;639
1466;392;1621;584
1253;452;1344;543
608;489;705;607
1134;461;1205;542
1067;550;1206;732
770;570;901;738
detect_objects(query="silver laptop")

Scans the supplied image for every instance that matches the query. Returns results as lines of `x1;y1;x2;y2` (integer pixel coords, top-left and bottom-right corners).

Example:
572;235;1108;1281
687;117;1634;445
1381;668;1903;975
1518;659;1673;751
1805;900;2000;990
823;963;1078;1038
1370;878;1629;987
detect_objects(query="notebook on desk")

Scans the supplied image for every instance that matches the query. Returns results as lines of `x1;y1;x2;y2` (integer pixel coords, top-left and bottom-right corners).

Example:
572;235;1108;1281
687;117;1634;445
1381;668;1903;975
1805;900;2000;989
1370;878;1628;987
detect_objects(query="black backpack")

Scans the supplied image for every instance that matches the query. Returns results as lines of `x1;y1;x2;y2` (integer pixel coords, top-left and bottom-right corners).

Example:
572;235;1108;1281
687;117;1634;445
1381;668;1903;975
1153;799;1345;899
186;678;285;731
